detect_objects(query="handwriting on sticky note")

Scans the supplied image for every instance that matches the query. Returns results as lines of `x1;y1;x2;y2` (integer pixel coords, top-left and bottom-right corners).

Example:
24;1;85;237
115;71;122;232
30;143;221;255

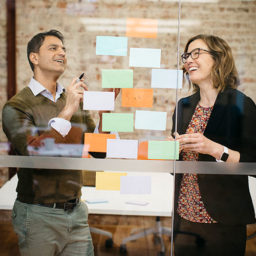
96;172;127;191
84;133;116;152
121;88;153;108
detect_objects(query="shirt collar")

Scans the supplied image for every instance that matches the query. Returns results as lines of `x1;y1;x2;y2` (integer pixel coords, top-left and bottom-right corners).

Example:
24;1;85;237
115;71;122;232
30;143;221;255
28;77;65;98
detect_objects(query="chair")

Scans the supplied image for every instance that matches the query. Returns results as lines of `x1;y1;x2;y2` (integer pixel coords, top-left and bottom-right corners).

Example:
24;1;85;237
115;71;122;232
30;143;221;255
120;216;172;255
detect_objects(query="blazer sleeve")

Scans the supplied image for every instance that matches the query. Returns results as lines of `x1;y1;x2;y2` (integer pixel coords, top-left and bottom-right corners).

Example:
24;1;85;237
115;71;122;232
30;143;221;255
239;95;256;162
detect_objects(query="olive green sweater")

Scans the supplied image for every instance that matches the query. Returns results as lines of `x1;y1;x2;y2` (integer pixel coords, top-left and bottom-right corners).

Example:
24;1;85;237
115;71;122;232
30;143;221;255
2;87;95;204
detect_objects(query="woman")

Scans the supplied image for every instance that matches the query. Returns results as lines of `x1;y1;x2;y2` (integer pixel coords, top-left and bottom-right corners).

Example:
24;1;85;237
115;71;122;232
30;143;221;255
172;34;256;256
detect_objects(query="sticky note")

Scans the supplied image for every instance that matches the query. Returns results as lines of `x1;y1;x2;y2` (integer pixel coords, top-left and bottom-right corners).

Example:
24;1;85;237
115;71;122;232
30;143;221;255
121;88;153;108
96;36;128;56
151;69;183;89
96;172;127;191
135;110;166;130
148;141;179;160
120;176;151;194
83;91;115;111
126;18;158;38
106;139;138;159
129;48;161;68
102;113;134;132
84;133;116;152
102;69;133;88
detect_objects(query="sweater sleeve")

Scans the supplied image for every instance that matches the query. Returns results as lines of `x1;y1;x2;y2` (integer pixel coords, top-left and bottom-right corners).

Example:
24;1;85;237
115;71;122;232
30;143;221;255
2;101;85;156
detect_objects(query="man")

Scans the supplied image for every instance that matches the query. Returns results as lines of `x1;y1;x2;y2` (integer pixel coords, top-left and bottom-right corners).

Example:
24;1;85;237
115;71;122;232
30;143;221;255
2;29;113;255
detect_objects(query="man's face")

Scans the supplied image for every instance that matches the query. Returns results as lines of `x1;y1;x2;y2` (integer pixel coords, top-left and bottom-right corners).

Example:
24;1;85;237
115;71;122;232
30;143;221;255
31;35;67;75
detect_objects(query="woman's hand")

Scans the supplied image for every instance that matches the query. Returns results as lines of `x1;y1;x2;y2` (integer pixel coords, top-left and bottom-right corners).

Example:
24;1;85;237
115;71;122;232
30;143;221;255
176;133;223;158
168;132;183;153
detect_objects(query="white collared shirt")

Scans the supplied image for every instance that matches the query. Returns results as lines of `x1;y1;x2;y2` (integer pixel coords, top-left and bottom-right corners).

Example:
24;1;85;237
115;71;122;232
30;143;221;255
28;77;64;102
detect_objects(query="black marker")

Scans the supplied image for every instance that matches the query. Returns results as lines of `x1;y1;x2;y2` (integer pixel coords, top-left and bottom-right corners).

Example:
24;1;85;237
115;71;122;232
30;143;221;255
79;73;85;80
76;73;84;83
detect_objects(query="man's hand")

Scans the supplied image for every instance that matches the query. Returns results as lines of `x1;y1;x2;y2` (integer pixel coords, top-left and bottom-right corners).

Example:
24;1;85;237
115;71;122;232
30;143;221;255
58;77;88;121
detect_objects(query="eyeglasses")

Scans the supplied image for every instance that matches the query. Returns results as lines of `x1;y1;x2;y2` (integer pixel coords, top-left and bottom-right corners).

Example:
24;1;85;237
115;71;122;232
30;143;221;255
181;48;212;64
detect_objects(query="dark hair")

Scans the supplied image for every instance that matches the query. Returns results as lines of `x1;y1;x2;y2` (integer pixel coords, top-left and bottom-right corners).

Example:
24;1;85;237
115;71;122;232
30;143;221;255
27;29;64;71
183;34;239;92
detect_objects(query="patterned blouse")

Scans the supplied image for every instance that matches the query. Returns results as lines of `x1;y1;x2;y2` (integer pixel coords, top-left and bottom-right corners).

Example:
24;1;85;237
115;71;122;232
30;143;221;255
177;104;217;223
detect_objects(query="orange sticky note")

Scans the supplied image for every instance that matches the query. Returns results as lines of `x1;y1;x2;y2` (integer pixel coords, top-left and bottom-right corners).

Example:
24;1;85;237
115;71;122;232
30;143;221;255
84;133;116;152
122;88;153;108
126;18;158;38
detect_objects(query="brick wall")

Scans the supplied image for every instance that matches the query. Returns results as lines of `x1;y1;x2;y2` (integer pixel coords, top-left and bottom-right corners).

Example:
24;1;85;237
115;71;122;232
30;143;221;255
0;1;7;141
0;0;8;186
0;0;255;184
14;0;256;114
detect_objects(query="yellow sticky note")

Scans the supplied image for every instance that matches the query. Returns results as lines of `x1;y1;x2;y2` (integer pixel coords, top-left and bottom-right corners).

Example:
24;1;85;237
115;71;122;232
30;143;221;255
96;172;127;191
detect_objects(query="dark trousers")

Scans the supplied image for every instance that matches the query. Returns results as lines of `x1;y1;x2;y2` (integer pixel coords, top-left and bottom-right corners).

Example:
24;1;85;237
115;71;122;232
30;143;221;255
174;216;246;256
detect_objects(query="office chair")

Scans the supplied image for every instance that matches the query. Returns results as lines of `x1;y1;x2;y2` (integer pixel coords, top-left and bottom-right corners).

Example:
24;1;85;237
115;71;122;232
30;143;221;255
120;216;172;255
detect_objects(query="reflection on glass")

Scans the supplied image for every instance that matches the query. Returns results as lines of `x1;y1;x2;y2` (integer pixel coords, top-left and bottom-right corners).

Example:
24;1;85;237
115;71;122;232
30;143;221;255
172;34;256;256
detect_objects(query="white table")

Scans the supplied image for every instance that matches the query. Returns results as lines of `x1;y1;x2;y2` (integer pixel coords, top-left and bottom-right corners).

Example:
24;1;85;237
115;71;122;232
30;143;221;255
0;172;173;217
0;173;255;219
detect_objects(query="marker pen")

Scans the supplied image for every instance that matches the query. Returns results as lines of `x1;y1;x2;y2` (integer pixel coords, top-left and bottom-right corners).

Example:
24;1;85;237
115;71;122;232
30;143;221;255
76;72;84;83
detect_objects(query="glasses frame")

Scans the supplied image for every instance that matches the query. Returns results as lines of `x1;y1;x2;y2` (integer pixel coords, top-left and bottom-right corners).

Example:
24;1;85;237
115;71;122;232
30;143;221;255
181;48;212;64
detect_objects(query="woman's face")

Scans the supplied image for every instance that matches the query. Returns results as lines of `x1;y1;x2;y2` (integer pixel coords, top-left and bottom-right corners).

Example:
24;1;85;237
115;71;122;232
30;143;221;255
184;39;215;88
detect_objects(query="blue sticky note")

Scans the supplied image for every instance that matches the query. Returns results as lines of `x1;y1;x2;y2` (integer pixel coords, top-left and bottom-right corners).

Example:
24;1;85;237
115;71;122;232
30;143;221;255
151;69;183;89
96;36;128;56
129;48;161;68
120;176;151;195
135;110;167;130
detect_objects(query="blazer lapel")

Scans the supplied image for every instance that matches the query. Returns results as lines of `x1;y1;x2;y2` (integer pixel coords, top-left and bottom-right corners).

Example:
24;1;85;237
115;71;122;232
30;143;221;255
178;91;200;134
204;90;229;135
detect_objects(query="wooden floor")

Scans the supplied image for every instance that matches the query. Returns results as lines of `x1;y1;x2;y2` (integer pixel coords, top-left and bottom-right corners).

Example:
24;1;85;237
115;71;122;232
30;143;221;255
0;210;256;256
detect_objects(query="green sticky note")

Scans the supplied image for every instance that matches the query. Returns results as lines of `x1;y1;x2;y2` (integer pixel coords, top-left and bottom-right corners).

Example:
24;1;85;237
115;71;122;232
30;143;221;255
102;69;133;88
102;113;134;132
148;141;179;160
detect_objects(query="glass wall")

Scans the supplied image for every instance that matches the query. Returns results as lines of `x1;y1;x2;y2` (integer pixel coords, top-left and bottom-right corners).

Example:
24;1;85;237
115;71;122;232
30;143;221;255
0;0;255;255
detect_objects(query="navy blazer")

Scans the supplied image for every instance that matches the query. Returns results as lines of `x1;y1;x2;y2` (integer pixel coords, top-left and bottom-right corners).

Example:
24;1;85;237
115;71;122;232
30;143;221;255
172;88;256;225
